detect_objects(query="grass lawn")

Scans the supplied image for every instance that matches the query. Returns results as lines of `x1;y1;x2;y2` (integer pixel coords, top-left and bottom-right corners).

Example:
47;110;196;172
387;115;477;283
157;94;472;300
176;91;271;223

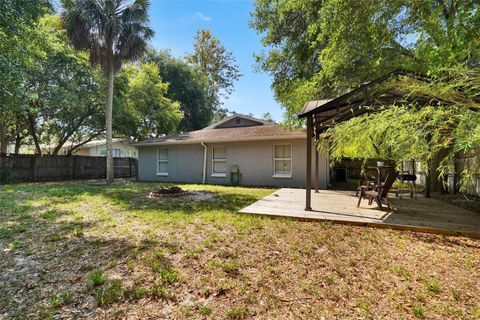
1;181;479;319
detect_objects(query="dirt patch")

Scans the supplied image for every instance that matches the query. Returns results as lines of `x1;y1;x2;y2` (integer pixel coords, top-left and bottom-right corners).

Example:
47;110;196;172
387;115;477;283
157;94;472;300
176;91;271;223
148;187;217;201
148;186;189;198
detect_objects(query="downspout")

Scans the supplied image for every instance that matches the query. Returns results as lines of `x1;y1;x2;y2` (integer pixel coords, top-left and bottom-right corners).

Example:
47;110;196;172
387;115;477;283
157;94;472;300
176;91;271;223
201;142;207;184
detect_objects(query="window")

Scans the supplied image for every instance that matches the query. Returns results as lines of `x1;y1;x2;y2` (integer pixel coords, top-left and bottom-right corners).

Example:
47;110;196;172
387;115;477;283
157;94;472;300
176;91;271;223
112;149;121;157
100;149;121;157
212;146;227;177
157;149;168;176
273;144;292;178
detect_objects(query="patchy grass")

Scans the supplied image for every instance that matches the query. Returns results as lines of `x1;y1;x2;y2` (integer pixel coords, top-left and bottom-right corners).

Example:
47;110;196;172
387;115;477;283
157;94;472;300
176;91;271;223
88;269;107;287
0;181;479;319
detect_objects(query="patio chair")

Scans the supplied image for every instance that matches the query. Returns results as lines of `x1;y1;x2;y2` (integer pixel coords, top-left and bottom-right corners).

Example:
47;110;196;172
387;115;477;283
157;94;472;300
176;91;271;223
355;174;377;197
357;170;398;211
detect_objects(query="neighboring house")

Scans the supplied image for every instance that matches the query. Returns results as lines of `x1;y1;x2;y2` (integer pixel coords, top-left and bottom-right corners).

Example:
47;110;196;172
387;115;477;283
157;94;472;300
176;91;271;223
4;138;138;158
6;144;36;154
69;138;138;158
135;114;328;188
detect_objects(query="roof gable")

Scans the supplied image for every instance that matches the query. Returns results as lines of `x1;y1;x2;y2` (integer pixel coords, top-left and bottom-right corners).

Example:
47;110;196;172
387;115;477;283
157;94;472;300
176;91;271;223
206;114;274;129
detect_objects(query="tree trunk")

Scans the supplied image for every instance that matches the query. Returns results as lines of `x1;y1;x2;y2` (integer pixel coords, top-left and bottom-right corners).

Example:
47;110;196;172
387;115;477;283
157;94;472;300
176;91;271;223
14;133;23;154
0;121;7;154
106;63;115;184
26;113;42;155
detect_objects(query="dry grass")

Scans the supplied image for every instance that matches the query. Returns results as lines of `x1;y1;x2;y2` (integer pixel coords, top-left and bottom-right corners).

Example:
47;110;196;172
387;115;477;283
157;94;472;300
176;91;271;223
0;181;479;319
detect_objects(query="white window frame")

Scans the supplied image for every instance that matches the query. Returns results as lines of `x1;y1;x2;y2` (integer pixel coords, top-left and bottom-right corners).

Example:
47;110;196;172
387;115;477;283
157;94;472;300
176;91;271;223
100;149;121;157
273;143;292;178
156;148;169;176
211;146;227;177
112;148;121;158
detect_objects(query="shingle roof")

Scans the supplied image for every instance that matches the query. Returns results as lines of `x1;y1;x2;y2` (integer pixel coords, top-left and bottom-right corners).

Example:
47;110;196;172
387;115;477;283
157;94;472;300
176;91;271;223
135;124;306;146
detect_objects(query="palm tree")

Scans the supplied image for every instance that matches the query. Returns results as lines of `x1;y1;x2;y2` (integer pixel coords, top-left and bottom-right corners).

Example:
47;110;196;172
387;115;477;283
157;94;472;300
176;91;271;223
62;0;153;183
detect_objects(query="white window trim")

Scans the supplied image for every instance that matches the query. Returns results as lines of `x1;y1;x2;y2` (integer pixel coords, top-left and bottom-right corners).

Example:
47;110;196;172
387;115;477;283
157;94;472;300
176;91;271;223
211;146;227;178
273;143;292;178
112;148;121;158
157;148;169;176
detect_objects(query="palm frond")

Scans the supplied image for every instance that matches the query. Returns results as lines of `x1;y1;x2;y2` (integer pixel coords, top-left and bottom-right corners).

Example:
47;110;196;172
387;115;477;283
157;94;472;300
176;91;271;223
61;0;153;74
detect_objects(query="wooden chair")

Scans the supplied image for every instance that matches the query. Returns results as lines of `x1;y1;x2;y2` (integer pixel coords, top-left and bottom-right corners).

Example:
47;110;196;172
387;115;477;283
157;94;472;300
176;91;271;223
355;175;376;197
357;170;398;211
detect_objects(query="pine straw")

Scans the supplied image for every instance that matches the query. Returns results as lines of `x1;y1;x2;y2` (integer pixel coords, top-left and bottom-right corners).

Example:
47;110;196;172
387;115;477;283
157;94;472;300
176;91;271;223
0;182;479;319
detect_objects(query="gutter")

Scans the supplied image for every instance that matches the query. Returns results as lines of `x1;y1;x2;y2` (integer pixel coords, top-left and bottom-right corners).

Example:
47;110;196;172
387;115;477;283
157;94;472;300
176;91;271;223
201;142;207;184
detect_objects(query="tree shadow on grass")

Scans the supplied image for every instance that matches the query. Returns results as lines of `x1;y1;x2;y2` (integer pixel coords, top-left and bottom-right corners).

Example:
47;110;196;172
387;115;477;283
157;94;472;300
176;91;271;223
0;201;178;319
4;182;265;216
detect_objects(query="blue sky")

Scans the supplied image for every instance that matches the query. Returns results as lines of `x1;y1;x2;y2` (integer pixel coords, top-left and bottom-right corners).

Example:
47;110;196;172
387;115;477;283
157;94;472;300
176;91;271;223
148;0;283;121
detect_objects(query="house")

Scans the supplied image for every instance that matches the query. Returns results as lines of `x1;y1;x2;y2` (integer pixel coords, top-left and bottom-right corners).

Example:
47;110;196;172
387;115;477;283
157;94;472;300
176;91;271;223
135;114;328;188
68;138;138;158
46;137;138;158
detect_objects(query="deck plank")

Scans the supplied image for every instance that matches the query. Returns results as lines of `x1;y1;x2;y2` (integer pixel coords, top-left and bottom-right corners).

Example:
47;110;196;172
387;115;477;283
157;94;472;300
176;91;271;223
239;188;480;238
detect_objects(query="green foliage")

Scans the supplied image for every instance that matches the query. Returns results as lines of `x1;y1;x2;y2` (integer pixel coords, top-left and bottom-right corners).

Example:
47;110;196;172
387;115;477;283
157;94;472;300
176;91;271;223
145;49;213;131
0;0;52;152
62;0;154;181
21;15;105;154
251;0;480;122
61;0;154;75
188;29;242;115
320;66;480;190
253;1;480;190
123;63;183;139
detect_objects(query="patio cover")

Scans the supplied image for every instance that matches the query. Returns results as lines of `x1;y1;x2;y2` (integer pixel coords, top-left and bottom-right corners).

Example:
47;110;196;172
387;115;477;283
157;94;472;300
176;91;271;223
298;70;431;138
297;70;431;210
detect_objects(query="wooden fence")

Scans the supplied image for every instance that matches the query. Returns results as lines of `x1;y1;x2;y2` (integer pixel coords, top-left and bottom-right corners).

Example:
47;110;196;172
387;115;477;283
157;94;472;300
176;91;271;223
0;154;137;183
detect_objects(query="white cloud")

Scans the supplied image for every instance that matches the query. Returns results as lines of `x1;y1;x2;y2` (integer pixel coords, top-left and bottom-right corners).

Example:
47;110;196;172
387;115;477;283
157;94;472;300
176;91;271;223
194;12;212;22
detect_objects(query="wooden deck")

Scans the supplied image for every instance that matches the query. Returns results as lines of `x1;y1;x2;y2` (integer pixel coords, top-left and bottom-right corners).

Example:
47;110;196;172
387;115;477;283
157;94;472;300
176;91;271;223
239;188;480;238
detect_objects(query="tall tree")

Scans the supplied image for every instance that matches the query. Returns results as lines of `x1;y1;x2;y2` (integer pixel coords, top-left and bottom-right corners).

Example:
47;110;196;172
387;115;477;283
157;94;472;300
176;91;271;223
187;29;241;117
251;0;480;122
145;49;212;131
22;15;105;155
62;0;153;183
123;63;183;140
0;0;51;153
